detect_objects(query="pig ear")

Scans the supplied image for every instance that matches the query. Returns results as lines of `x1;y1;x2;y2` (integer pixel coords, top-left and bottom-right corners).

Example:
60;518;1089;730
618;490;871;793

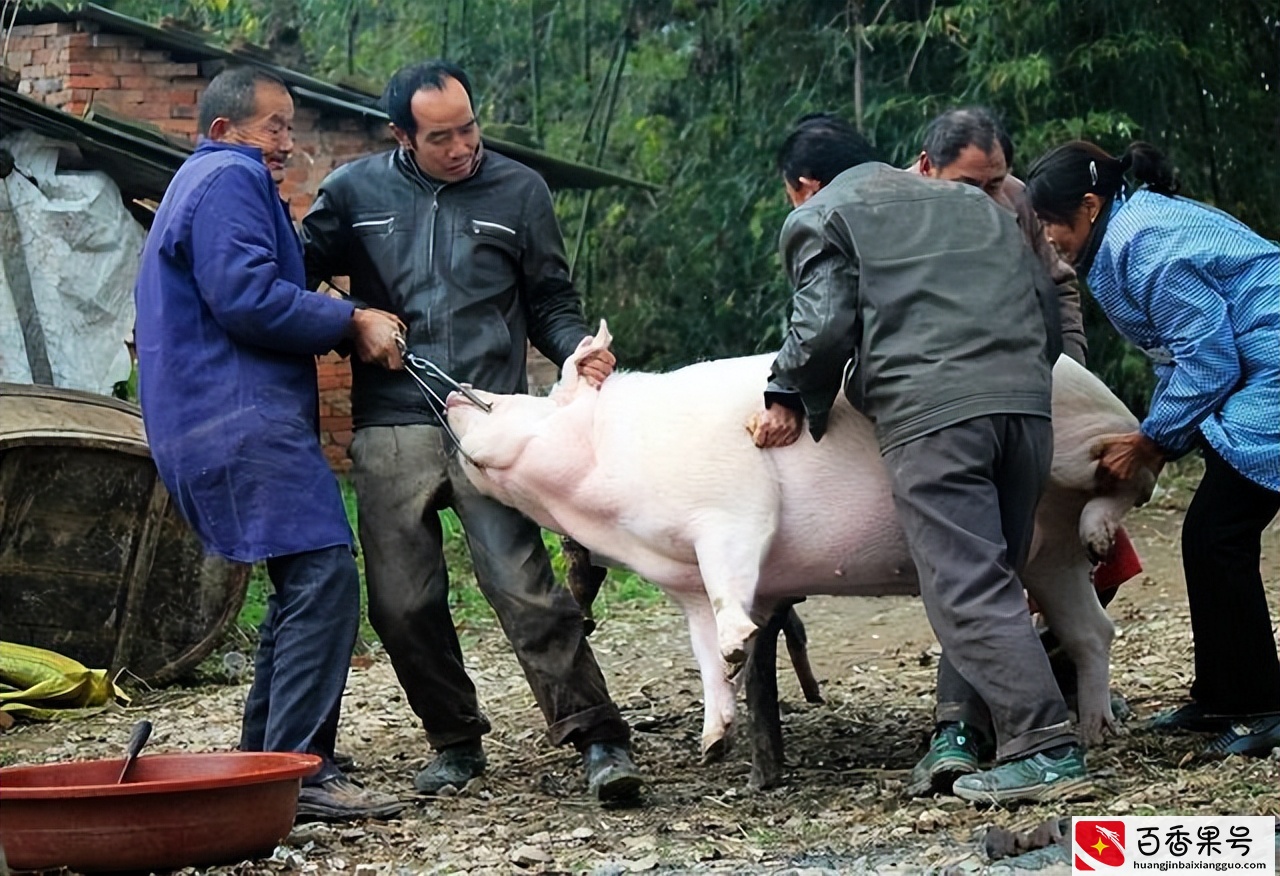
552;320;612;405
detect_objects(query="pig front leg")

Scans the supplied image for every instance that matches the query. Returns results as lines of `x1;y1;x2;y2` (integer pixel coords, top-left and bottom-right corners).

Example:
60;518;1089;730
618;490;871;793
1023;546;1117;745
672;591;738;762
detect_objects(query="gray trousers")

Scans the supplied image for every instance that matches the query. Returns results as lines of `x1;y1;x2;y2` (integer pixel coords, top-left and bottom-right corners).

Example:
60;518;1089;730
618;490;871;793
883;414;1074;761
349;424;628;751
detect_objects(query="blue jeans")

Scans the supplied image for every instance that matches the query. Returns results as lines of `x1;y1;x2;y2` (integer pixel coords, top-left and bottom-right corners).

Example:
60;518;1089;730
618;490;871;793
239;545;360;785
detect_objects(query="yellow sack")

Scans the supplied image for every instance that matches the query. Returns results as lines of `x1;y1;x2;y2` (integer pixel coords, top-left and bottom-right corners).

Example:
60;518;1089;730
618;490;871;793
0;641;130;721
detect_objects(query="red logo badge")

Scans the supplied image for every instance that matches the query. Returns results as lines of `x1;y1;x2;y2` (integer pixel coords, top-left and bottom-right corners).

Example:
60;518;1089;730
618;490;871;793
1074;820;1126;870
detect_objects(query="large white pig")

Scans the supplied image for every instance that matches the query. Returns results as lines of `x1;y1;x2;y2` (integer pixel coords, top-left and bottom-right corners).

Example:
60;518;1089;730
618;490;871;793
445;322;1154;758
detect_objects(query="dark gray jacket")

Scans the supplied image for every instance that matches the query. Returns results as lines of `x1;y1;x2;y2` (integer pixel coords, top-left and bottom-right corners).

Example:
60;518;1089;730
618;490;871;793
766;162;1062;452
301;147;590;428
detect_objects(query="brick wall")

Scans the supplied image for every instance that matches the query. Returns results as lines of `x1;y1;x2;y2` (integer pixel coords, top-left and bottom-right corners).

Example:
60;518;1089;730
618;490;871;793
8;19;563;473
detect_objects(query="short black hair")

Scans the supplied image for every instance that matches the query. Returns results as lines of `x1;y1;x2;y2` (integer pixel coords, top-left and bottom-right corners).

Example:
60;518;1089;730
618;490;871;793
381;60;473;139
922;107;1008;170
776;113;880;188
198;67;289;138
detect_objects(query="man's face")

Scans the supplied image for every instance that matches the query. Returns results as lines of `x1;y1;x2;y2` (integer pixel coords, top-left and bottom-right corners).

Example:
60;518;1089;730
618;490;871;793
393;76;482;183
921;143;1007;199
214;81;295;184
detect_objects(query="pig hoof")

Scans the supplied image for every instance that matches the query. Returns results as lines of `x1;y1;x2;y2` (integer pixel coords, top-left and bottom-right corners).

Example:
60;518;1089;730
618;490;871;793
701;736;731;764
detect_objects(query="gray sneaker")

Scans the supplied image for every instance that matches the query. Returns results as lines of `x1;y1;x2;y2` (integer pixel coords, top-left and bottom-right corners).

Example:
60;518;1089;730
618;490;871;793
583;742;644;804
951;744;1092;805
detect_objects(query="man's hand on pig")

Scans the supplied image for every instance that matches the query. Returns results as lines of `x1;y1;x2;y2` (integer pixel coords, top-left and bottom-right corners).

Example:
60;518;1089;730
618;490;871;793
350;308;405;371
748;403;804;448
576;346;617;387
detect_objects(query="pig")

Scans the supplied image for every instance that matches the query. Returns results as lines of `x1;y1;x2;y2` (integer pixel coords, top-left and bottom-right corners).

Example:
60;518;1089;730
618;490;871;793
446;321;1154;776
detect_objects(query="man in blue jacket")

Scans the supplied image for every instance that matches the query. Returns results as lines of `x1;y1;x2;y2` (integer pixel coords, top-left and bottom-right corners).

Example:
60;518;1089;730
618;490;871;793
134;66;406;822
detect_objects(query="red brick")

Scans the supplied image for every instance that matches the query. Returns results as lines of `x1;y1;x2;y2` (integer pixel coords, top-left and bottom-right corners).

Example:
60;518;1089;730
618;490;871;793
7;34;42;52
5;51;33;68
66;61;95;75
152;62;198;77
330;430;353;446
129;101;173;120
73;47;120;62
102;89;146;105
30;47;56;64
31;22;75;36
170;102;197;118
159;118;198;136
139;49;169;62
119;75;157;90
117;46;142;61
90;33;140;47
65;74;119;89
65;33;94;48
107;61;148;77
63;101;87;114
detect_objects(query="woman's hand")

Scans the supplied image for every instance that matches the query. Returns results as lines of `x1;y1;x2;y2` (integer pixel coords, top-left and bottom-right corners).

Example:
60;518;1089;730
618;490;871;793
1095;431;1164;488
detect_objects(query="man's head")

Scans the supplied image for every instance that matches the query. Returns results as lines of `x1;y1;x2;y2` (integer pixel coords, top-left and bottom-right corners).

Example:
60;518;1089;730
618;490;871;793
776;113;880;207
198;67;294;184
917;107;1008;199
382;60;482;183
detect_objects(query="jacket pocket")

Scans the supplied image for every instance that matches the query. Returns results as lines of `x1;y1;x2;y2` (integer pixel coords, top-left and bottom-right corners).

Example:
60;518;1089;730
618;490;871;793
453;219;520;292
352;214;397;235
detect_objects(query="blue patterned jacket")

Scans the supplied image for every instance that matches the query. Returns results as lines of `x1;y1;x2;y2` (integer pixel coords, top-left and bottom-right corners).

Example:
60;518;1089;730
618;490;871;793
1088;189;1279;491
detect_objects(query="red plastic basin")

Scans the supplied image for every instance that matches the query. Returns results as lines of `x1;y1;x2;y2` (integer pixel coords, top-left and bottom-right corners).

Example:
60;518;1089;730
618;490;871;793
0;751;322;872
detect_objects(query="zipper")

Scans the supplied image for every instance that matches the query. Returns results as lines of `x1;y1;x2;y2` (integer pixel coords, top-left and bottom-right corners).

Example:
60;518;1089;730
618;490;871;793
427;193;440;269
472;219;516;236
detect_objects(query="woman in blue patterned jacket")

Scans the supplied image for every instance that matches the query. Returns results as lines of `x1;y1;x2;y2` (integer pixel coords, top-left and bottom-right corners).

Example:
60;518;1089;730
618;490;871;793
1025;140;1279;759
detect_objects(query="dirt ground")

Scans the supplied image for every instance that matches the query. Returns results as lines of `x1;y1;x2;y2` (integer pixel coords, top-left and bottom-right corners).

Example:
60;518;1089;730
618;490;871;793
4;479;1279;875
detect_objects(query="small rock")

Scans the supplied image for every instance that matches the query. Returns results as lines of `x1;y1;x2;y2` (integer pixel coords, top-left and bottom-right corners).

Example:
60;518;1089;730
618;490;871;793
571;827;595;840
510;844;551;866
626;855;659;872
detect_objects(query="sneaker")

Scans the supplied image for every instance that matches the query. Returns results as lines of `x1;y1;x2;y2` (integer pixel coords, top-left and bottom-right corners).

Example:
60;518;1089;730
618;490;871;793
582;742;644;804
905;722;986;798
952;744;1092;805
1146;702;1237;734
1200;715;1280;759
414;740;487;795
295;775;406;822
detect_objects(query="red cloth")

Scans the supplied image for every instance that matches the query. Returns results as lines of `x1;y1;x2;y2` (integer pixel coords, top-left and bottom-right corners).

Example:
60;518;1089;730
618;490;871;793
1092;526;1142;592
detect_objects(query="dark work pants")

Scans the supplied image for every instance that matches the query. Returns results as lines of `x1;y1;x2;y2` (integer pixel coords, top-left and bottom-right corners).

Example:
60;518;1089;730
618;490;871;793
1183;443;1280;716
884;414;1075;761
349;424;629;752
240;544;360;785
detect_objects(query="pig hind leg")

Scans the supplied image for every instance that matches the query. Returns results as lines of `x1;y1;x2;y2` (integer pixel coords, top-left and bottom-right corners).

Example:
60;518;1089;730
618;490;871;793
1023;549;1117;745
673;591;739;762
694;532;771;668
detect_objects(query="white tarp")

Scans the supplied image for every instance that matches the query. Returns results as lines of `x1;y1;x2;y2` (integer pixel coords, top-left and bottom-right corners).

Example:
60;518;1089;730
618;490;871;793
0;129;145;394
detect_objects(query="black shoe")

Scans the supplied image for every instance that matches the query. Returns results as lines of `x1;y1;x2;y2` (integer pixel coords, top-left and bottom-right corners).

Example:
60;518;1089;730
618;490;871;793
333;751;357;771
1146;702;1237;734
1200;715;1280;759
296;775;406;822
414;740;487;794
582;742;644;803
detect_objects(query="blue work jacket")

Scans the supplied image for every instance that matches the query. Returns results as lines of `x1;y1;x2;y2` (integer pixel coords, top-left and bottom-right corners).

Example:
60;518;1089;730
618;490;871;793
1089;189;1279;491
134;140;356;562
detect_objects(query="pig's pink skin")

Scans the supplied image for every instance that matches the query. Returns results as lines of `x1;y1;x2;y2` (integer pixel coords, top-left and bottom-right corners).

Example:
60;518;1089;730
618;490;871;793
447;325;1151;757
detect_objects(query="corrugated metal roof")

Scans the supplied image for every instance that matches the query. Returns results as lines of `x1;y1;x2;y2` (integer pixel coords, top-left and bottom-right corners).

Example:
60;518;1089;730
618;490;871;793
12;3;658;191
0;87;185;203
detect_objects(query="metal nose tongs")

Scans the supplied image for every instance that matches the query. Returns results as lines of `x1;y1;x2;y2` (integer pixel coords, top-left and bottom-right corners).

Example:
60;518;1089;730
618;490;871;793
395;335;492;414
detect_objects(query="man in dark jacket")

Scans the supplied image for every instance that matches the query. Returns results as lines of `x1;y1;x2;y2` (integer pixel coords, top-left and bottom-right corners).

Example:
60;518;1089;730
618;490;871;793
750;114;1090;804
134;66;406;821
300;60;642;803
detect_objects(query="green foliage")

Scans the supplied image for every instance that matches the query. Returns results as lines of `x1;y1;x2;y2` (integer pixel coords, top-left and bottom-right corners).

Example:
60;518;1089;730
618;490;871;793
113;0;1280;404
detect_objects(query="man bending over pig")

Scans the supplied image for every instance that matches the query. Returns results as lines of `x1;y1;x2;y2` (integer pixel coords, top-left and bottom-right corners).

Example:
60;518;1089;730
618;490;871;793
300;60;642;803
750;113;1090;804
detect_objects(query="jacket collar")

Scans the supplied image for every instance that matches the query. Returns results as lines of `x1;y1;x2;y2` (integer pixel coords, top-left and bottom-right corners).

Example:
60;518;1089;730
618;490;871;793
393;145;486;191
194;138;267;163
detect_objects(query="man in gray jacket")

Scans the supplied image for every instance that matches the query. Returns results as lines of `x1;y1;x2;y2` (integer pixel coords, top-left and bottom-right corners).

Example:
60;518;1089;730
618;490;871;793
750;114;1089;804
301;60;642;803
